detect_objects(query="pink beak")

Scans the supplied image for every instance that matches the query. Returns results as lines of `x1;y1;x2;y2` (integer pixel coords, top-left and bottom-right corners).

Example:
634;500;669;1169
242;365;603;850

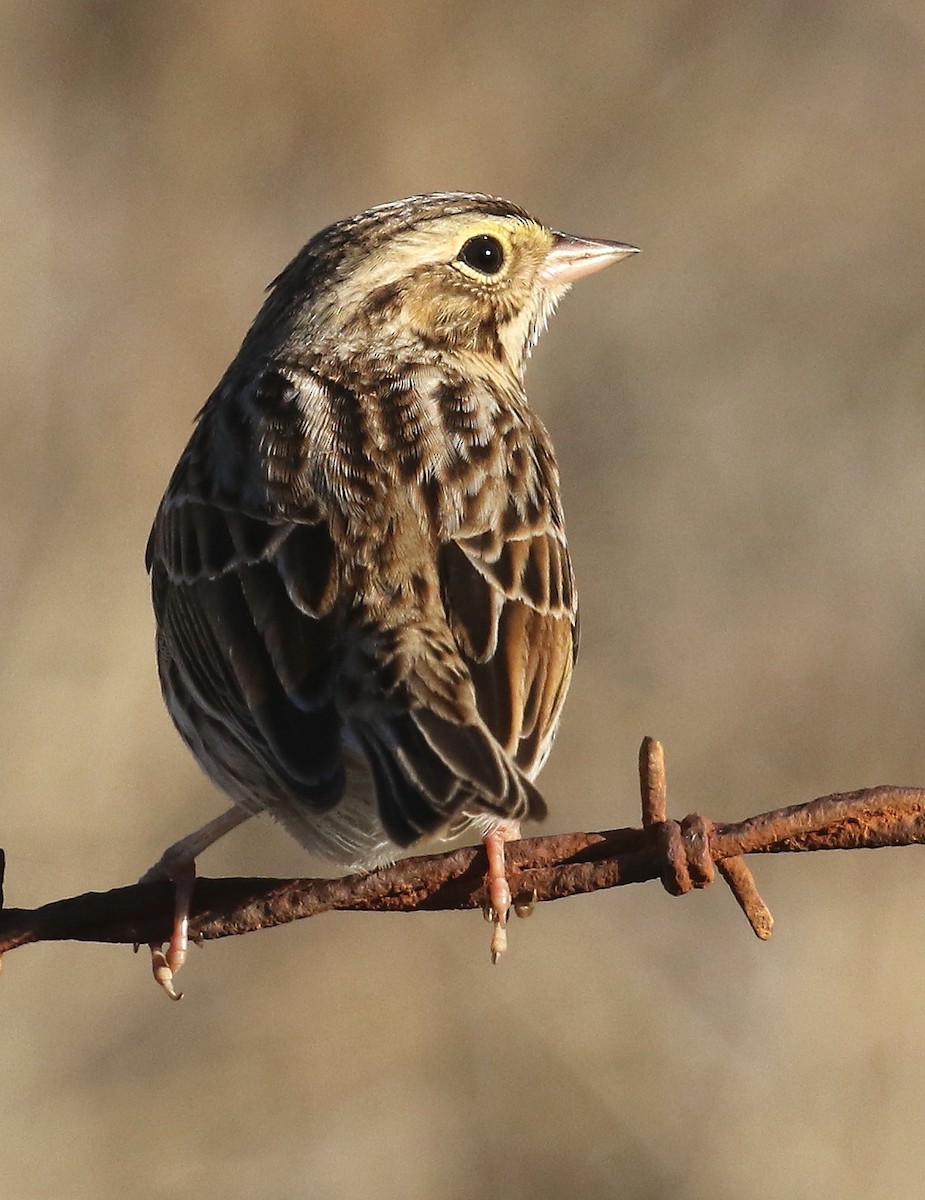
538;233;639;285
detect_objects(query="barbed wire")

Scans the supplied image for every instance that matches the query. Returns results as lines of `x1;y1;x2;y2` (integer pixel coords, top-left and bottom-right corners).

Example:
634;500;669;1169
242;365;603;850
2;738;924;966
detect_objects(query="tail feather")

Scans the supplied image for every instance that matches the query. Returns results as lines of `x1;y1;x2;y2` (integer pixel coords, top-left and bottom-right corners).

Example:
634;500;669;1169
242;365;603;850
351;707;546;850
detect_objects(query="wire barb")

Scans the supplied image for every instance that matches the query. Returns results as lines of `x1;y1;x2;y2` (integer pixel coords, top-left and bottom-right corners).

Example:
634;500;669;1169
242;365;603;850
637;737;770;935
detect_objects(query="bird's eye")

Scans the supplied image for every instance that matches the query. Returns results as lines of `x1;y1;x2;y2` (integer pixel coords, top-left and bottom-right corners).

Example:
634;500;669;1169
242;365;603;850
457;234;505;276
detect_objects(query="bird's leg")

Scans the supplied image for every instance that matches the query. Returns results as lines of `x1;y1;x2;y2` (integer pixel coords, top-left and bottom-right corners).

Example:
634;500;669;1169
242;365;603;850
483;819;521;964
138;806;251;999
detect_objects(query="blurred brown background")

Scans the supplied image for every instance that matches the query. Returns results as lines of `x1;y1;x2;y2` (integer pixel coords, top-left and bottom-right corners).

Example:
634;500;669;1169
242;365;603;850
3;2;925;1197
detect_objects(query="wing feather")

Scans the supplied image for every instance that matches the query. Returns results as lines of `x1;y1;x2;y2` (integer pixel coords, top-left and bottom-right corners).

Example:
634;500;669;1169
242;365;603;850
439;513;577;777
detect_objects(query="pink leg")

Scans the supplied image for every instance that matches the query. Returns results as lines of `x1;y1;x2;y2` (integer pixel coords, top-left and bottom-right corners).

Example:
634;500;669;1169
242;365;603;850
139;806;251;1000
483;819;521;963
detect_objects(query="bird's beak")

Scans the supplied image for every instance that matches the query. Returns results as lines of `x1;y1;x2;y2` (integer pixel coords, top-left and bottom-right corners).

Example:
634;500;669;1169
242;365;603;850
538;233;639;285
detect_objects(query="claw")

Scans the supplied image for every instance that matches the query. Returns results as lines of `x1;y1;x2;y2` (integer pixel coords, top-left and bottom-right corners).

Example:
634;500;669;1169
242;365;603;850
490;920;507;964
150;945;184;1001
513;888;537;919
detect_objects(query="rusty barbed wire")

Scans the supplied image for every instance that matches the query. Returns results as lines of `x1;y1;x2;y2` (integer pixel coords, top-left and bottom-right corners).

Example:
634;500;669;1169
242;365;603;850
1;738;924;964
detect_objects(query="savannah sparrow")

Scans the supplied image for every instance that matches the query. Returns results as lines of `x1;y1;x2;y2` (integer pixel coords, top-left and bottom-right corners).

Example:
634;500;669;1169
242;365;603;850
144;192;637;995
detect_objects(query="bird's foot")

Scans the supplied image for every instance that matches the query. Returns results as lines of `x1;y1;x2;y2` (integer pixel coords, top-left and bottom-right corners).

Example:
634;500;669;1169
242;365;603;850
138;851;196;1002
135;807;251;999
483;821;521;964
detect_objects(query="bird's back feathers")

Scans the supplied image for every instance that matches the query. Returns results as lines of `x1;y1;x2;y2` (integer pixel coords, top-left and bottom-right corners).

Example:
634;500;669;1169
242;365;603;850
148;355;574;865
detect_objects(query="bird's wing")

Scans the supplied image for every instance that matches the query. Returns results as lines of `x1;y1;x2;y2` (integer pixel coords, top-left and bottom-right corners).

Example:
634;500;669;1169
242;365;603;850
146;370;346;814
439;524;577;780
437;435;578;782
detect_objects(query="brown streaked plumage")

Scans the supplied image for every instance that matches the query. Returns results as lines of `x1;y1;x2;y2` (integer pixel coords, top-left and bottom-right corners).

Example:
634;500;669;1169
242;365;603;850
144;193;637;994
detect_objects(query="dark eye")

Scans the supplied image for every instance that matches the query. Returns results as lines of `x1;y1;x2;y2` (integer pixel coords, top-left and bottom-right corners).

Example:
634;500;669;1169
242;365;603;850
457;234;505;276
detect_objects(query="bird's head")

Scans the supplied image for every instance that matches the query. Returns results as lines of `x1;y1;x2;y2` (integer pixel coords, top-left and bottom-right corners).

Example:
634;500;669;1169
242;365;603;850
264;193;638;379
